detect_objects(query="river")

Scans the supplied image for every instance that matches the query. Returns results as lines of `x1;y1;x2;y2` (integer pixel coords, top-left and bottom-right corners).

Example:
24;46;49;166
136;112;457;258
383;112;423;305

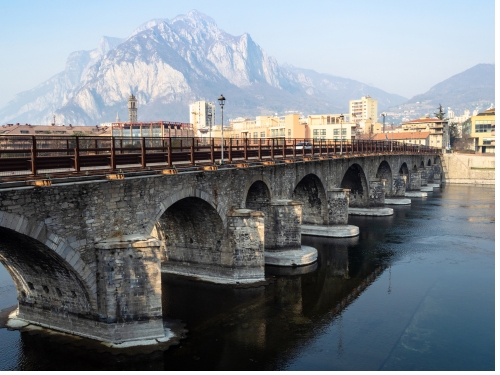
0;184;494;370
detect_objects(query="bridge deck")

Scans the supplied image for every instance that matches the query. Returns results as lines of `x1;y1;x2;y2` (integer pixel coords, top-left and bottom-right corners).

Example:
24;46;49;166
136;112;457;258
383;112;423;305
0;136;440;182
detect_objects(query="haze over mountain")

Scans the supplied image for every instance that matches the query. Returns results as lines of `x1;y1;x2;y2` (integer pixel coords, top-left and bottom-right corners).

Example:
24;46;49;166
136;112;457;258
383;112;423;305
0;10;406;126
386;63;494;120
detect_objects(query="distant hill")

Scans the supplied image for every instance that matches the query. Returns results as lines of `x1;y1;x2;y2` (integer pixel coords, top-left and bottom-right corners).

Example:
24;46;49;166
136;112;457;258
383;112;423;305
386;64;494;121
0;10;406;126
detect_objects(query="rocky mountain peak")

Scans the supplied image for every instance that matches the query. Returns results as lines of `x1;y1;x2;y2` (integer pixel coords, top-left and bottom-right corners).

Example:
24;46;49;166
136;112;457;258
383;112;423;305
0;10;407;126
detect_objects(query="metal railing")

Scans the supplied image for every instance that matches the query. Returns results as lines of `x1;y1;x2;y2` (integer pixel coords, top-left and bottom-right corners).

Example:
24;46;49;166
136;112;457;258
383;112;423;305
0;135;441;177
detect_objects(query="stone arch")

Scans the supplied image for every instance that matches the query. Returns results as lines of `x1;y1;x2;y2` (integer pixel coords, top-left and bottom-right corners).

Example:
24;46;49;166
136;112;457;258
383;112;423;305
340;163;369;208
292;173;328;224
427;159;432;166
147;187;228;236
242;175;273;209
412;164;418;172
420;160;425;169
245;180;271;212
376;160;393;196
0;211;97;314
399;162;410;190
153;196;228;278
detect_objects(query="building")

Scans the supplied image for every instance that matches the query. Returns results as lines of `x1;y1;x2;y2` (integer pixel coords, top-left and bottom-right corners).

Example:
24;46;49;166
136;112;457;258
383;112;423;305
307;114;356;141
206;114;305;140
0;123;111;136
189;101;215;134
462;108;495;153
111;121;193;138
401;117;446;149
371;132;430;146
128;94;138;123
349;95;378;124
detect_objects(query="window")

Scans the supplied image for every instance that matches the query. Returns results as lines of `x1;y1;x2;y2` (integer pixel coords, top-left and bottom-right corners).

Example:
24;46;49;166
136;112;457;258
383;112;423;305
20;130;29;134
313;129;319;136
320;129;326;136
341;129;347;135
334;129;339;135
475;121;493;133
288;129;291;137
261;132;265;138
253;132;258;139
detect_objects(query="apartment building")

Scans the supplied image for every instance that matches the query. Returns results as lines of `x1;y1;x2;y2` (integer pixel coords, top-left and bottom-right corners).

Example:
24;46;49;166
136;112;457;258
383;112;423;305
349;95;378;124
189;101;216;133
401;117;446;149
463;108;495;153
307;114;356;141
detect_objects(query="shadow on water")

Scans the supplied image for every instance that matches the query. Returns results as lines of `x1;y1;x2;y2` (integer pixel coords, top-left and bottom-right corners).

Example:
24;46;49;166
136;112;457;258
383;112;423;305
0;184;495;370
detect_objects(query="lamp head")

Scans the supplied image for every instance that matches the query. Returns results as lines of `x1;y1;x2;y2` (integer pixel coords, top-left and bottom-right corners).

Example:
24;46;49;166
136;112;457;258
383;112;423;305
218;94;225;107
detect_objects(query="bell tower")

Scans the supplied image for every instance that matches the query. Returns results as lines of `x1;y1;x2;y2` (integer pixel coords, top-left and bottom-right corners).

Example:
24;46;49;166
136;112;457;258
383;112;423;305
128;94;137;123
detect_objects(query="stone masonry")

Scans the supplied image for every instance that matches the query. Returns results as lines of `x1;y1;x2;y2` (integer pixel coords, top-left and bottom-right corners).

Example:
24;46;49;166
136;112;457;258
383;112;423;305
0;153;441;343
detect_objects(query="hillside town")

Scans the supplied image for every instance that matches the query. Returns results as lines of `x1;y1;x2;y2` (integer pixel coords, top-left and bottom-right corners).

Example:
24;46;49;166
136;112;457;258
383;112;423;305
0;94;494;154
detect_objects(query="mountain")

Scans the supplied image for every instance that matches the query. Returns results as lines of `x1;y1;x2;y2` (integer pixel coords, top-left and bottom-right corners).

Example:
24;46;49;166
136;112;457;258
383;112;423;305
0;10;406;125
386;64;494;121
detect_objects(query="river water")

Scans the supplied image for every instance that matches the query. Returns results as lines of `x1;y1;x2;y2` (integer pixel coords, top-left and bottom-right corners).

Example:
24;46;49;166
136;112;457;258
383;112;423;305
0;184;495;370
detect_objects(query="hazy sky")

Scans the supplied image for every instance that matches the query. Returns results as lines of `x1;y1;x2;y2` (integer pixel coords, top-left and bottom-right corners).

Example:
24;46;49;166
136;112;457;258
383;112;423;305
0;0;495;107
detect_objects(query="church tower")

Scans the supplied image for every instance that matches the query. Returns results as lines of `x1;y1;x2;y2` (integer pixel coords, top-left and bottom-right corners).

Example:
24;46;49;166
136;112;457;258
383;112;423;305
128;94;138;123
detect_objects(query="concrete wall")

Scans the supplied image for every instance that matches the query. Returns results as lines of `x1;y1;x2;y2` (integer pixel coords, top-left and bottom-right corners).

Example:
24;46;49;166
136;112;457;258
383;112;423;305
442;154;495;185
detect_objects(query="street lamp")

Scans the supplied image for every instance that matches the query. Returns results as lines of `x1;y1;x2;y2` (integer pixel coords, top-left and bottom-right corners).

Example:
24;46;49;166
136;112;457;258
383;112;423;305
218;94;225;164
339;114;344;155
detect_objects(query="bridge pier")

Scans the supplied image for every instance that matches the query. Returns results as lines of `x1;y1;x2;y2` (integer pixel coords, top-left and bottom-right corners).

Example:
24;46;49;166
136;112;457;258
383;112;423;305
15;235;166;344
420;169;428;186
93;235;165;342
302;188;359;237
391;175;406;197
408;171;422;191
265;200;317;266
369;179;386;206
426;166;435;183
160;209;265;284
433;164;442;182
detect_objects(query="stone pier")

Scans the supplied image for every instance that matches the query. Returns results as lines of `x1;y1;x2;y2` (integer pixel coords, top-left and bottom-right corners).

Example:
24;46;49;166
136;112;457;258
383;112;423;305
420;169;428;186
409;171;422;191
265;200;317;266
392;175;407;197
302;188;359;237
161;209;265;283
369;179;386;206
426;166;435;183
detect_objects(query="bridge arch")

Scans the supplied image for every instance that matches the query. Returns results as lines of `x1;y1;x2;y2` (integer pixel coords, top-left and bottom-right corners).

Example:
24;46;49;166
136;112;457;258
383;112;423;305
242;176;273;209
292;173;328;224
0;211;97;313
340;163;369;208
245;180;271;213
148;187;228;235
153;197;225;265
376;160;393;196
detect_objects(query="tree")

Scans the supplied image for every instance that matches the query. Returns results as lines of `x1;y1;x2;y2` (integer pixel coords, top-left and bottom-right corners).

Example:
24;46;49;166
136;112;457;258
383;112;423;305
434;104;446;120
449;122;459;147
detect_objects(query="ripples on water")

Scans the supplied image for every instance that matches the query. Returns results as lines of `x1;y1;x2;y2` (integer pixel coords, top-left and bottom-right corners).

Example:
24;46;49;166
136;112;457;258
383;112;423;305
0;184;495;370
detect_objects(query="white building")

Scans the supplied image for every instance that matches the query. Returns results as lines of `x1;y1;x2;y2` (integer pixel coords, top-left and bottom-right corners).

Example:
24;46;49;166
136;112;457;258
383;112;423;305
349;95;378;124
189;101;215;133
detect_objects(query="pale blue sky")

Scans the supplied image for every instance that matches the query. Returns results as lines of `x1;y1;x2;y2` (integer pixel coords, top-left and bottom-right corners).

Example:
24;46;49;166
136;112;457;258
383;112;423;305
0;0;495;107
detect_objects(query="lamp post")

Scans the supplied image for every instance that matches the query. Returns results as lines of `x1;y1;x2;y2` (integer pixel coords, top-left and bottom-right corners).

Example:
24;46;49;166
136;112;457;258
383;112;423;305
339;114;344;155
218;94;225;164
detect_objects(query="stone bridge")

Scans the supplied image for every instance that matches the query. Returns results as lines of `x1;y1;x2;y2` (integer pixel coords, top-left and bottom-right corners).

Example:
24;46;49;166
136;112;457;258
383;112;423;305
0;154;442;343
